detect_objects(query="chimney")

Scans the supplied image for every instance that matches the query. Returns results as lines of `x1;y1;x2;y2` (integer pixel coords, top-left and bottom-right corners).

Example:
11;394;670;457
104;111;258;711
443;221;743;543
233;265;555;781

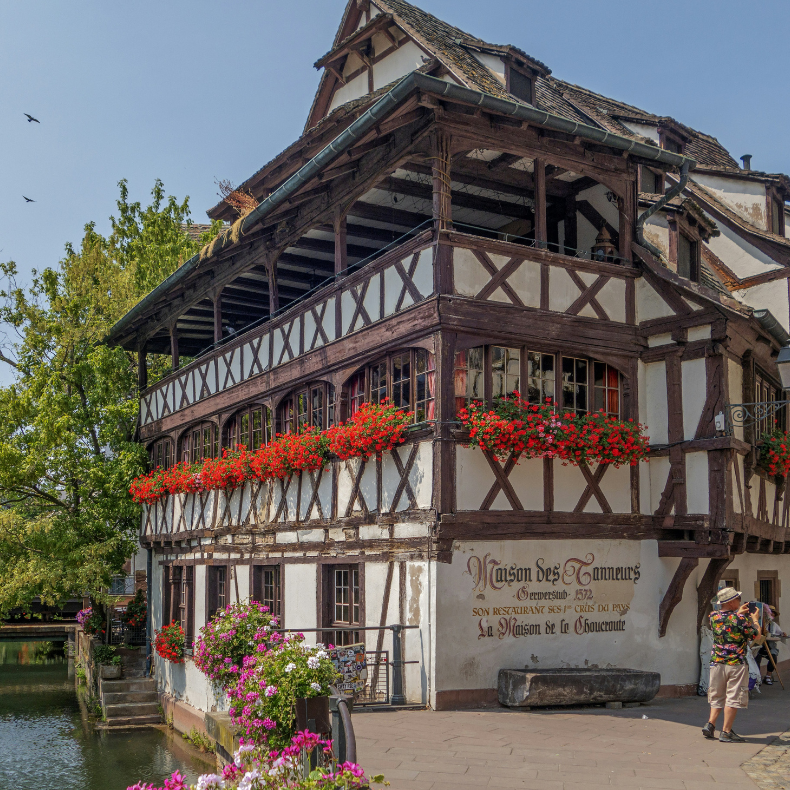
741;154;752;171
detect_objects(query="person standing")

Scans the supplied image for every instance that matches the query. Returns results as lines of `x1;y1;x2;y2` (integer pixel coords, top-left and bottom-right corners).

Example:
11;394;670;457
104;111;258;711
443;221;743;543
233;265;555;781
703;587;760;743
756;606;787;685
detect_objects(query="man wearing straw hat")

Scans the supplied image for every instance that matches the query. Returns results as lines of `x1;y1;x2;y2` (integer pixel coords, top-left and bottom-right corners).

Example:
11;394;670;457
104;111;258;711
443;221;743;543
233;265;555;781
703;587;760;743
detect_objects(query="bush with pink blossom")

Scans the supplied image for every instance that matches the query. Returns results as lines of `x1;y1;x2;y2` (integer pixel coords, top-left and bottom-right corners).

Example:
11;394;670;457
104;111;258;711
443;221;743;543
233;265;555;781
228;634;338;749
193;601;278;689
126;731;386;790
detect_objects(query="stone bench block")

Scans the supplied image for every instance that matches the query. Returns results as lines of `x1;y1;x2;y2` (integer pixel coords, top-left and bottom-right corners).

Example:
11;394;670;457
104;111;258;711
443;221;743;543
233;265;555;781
498;668;660;708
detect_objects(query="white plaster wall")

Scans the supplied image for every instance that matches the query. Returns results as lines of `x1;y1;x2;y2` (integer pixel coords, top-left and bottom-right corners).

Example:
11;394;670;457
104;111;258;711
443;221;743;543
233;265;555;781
471;52;506;85
643;360;669;445
728;359;745;442
620;122;659;143
726;553;790;668
681;357;707;440
636;278;675;324
596;277;626;323
434;539;704;694
194;565;207;632
694;174;767;230
641;213;670;260
707;223;781;278
737;280;790;333
284;564;317;630
328;70;368;112
685;452;710;514
405;560;432;704
234;564;250;604
373;40;427;91
648;456;671;514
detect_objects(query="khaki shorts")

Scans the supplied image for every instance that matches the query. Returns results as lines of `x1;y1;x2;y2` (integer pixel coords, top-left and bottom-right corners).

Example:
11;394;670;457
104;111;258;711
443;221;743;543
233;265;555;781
708;662;749;709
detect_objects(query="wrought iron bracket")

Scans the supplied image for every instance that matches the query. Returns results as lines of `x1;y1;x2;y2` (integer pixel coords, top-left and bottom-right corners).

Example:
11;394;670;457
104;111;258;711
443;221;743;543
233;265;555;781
724;401;790;433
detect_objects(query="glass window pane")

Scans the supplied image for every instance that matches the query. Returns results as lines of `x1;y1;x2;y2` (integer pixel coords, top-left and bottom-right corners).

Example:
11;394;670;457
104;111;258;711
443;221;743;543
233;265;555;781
311;387;324;429
240;414;249;447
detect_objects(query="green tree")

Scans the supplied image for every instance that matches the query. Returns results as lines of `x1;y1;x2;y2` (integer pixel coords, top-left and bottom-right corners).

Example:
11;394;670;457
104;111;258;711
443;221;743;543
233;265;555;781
0;180;220;617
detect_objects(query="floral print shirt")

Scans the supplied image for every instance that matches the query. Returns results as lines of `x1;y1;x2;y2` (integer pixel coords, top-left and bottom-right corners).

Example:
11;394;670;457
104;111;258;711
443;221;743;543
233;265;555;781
710;610;758;665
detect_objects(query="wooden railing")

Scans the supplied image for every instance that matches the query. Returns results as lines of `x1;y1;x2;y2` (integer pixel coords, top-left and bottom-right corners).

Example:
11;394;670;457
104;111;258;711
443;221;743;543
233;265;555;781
140;231;435;427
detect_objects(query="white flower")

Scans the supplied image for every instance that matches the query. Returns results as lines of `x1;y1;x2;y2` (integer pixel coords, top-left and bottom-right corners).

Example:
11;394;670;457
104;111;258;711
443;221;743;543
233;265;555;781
302;643;313;650
315;650;328;660
238;769;262;790
307;656;320;669
263;625;270;632
197;774;225;790
284;662;296;673
310;682;322;692
234;743;256;767
315;642;325;649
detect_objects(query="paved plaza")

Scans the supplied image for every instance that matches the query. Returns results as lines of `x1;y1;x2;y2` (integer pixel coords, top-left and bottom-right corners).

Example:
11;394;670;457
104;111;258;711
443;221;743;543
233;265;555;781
355;685;790;790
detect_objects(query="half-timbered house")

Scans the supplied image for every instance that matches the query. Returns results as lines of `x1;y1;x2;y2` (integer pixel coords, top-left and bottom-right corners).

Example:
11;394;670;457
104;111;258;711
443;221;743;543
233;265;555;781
108;0;790;717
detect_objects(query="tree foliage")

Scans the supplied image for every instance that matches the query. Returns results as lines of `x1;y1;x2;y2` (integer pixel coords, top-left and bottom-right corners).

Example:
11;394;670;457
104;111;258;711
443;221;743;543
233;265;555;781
0;180;221;616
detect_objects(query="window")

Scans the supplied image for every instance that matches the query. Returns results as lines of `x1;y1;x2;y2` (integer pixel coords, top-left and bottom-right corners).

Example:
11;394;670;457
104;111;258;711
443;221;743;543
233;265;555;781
181;423;219;464
508;67;533;105
771;198;785;236
253;565;282;620
677;232;698;281
150;438;173;470
527;351;555;405
163;565;193;647
347;350;435;423
455;346;621;418
323;564;361;646
640;167;662;195
278;383;334;433
755;370;786;437
348;371;366;418
207;565;228;620
662;136;683;154
593;362;621;416
492;347;520;400
756;571;780;610
454;347;484;412
562;357;588;414
225;406;272;449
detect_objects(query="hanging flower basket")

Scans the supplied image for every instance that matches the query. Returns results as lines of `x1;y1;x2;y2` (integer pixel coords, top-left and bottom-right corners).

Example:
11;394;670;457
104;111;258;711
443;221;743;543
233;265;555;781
76;607;106;638
129;402;411;503
458;393;649;467
758;431;790;477
154;621;185;663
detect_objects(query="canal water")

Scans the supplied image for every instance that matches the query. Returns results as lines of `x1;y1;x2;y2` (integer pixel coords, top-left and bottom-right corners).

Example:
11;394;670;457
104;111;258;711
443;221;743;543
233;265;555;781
0;641;209;790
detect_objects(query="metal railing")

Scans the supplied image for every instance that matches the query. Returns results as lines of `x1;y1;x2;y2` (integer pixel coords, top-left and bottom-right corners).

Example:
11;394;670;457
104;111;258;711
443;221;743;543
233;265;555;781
109;618;146;646
277;624;419;707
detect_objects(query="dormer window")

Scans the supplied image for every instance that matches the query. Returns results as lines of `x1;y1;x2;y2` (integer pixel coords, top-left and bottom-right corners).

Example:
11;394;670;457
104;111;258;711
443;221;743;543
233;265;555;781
676;232;699;281
640;166;663;195
659;132;684;155
506;64;534;105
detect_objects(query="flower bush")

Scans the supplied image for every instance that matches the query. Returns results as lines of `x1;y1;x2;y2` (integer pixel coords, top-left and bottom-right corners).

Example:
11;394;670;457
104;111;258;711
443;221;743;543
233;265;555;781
126;731;386;790
121;590;147;628
328;400;412;460
155;621;185;663
229;635;338;749
130;402;411;504
458;393;649;467
759;431;790;477
77;607;106;638
193;601;279;688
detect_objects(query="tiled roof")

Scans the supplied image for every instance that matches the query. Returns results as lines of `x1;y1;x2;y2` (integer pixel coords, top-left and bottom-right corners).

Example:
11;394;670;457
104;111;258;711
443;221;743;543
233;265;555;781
551;79;739;169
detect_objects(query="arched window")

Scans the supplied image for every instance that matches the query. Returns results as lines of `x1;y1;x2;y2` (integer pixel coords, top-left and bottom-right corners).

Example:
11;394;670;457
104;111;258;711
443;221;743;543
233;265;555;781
149;438;173;470
224;405;273;450
454;345;622;417
278;382;335;434
180;423;219;464
345;349;435;423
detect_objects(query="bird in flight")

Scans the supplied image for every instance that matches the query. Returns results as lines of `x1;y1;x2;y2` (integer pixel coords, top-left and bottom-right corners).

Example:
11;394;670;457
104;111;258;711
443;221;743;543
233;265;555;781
23;196;35;203
24;113;40;123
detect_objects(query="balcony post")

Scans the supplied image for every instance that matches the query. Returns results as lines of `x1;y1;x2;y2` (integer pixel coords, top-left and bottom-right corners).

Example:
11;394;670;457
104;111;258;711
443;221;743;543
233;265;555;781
334;207;347;275
137;343;148;391
212;289;223;344
268;257;280;314
564;195;577;254
619;179;636;262
169;323;180;371
535;158;547;247
432;129;452;293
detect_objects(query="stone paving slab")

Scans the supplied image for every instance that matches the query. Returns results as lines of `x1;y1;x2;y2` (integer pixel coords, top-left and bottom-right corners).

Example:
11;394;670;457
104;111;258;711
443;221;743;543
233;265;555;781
355;685;790;790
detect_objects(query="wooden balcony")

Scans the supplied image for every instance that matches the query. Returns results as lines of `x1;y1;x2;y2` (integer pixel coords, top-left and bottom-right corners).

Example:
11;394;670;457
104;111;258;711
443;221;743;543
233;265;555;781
139;230;435;430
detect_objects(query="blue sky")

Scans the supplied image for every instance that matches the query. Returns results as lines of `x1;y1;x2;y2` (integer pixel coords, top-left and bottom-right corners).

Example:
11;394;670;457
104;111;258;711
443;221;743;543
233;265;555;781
0;0;788;362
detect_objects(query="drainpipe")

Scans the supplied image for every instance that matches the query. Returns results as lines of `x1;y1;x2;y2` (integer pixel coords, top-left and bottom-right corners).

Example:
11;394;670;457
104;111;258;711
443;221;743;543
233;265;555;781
146;547;153;675
636;160;692;262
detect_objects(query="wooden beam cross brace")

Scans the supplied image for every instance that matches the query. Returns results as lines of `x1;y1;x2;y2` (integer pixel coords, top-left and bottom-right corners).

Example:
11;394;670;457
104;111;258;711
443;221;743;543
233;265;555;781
658;557;699;638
